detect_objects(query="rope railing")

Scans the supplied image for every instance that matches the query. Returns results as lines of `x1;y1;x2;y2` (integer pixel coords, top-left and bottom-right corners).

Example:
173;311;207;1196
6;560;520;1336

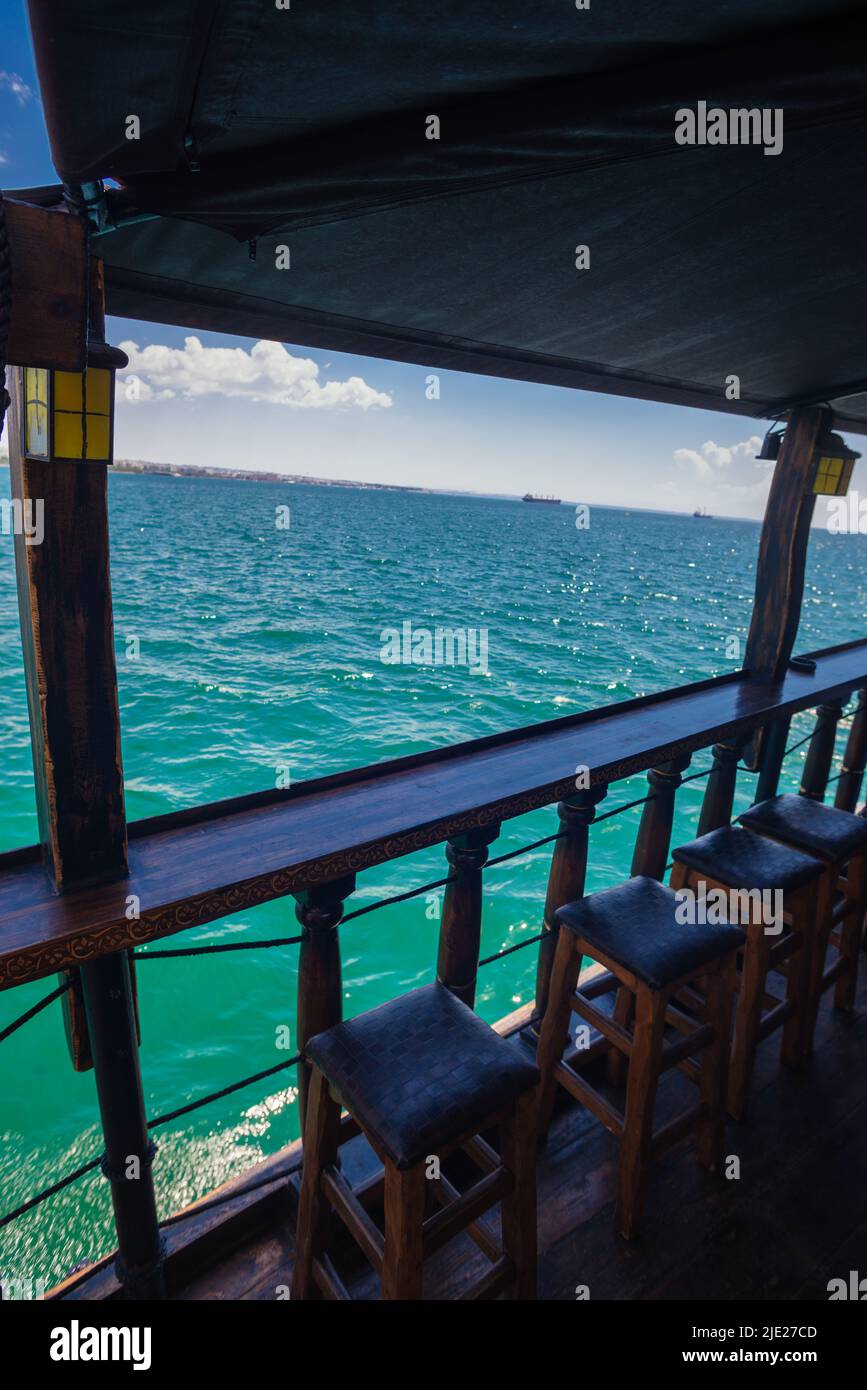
783;729;815;759
0;1053;304;1230
478;931;545;968
134;933;304;960
0;979;71;1044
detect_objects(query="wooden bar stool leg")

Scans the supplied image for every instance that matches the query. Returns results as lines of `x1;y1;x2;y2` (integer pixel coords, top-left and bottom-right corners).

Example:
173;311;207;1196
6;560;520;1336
381;1162;426;1300
727;914;770;1121
696;958;733;1170
291;1066;341;1300
801;869;836;1056
781;884;815;1068
615;984;667;1240
499;1089;538;1299
835;852;866;1012
606;986;633;1087
535;927;581;1139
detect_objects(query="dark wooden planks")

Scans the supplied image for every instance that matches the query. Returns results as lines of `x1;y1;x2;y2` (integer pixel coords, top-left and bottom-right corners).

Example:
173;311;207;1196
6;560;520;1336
3;199;88;371
3;641;867;988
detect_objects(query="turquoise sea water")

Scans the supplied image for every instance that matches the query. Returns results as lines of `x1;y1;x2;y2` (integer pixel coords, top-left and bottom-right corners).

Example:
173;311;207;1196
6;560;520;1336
2;471;866;1289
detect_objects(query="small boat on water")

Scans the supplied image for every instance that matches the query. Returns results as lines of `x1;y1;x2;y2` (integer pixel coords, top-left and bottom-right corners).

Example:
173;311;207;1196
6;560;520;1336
693;506;713;518
522;493;561;504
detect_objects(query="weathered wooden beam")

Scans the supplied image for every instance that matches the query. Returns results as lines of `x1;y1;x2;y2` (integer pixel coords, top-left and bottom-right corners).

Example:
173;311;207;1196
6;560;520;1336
744;406;829;780
5;253;162;1294
745;406;828;681
7;367;128;890
3;199;88;371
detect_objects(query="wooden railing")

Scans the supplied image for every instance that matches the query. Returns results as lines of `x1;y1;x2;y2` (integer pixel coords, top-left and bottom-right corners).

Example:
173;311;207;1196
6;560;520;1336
2;637;867;1297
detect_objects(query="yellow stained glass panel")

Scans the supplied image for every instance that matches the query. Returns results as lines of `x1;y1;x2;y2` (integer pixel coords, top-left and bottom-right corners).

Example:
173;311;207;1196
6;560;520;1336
84;413;110;459
813;455;846;495
53;371;86;412
53;412;84;460
85;369;112;414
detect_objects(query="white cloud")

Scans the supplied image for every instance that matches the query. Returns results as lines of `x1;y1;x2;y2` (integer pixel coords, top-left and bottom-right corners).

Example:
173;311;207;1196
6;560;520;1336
117;337;392;411
0;71;34;105
673;435;762;478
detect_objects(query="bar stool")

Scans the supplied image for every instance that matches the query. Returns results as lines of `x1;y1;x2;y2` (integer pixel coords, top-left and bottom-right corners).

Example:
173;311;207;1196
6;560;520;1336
670;824;825;1118
291;982;540;1300
535;876;744;1239
739;794;867;1045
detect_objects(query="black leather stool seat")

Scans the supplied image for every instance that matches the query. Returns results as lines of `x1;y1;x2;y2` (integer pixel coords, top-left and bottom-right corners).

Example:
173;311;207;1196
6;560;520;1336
305;983;540;1170
739;793;867;862
672;824;824;892
555;876;746;991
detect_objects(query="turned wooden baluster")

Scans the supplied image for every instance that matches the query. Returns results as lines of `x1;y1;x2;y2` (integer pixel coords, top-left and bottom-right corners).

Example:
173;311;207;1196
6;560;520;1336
533;787;608;1025
631;754;691;880
600;755;691;1088
294;873;356;1126
800;701;844;801
754;716;792;804
436;824;500;1009
697;737;743;835
834;689;867;812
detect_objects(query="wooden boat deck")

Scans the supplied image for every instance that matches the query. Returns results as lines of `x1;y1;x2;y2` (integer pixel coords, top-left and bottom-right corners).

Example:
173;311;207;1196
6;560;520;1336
147;969;867;1301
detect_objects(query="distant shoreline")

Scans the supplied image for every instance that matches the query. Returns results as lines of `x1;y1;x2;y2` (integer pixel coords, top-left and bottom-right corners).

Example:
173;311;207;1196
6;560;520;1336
113;460;426;492
1;457;767;522
108;463;767;522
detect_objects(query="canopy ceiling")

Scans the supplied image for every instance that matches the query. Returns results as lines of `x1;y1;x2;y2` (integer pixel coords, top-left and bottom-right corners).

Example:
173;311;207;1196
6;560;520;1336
18;0;867;431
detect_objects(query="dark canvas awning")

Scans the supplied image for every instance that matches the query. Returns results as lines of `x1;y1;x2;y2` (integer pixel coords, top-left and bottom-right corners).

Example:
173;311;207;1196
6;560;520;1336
18;0;867;430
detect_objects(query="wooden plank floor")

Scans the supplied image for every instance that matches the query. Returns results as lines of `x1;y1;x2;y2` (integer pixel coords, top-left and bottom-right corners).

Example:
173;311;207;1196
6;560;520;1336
176;969;867;1301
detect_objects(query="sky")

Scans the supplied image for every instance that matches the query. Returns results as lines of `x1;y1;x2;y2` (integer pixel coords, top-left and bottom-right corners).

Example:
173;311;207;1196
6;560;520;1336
0;0;860;520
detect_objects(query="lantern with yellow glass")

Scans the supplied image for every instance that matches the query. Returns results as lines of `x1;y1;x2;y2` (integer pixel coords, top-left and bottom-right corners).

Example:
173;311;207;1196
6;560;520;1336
812;430;860;497
22;340;127;464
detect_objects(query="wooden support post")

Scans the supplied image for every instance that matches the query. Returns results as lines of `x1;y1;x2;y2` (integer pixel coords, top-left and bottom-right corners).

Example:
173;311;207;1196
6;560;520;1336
631;754;691;880
697;737;742;835
834;689;867;811
742;405;829;786
534;787;607;1023
5;250;163;1295
79;951;165;1299
7;301;127;890
800;701;844;801
294;874;355;1126
436;824;499;1009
